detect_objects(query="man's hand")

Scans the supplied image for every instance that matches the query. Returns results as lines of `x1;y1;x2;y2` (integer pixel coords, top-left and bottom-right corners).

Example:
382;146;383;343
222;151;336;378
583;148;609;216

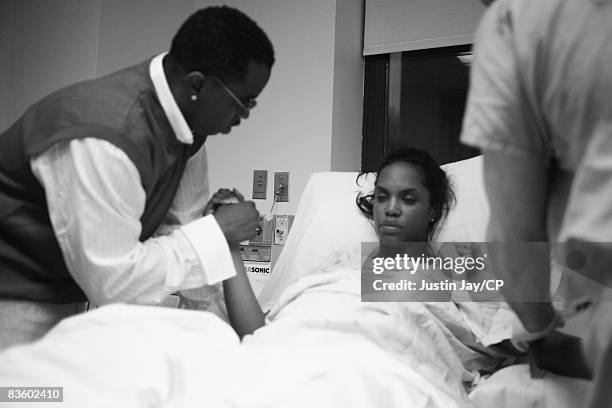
530;330;592;379
203;188;245;216
214;201;260;245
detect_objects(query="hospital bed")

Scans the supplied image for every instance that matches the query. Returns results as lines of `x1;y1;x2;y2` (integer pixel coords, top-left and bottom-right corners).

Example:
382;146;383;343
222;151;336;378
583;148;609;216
0;156;590;408
258;155;591;408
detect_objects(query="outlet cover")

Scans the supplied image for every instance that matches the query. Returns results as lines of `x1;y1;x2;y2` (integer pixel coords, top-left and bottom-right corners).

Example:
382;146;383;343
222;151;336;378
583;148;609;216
273;172;289;202
274;215;290;245
252;170;267;199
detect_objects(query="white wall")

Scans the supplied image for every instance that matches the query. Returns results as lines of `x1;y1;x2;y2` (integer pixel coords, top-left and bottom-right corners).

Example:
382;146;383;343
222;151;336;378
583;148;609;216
0;0;364;215
198;0;337;214
7;0;100;125
201;0;364;213
96;0;195;77
364;0;485;54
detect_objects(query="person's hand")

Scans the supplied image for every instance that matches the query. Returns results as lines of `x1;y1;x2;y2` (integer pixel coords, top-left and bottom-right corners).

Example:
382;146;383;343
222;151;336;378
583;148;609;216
203;188;245;215
529;330;592;379
214;201;260;245
511;302;561;346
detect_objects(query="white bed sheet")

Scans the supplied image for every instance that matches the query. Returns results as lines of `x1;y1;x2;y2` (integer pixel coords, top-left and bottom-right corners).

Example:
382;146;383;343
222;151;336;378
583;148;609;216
0;307;471;408
8;255;574;408
0;302;589;408
469;364;590;408
0;275;590;408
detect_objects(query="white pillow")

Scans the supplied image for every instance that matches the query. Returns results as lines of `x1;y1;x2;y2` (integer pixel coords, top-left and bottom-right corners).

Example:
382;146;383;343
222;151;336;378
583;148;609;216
437;155;490;242
258;171;378;309
258;155;489;310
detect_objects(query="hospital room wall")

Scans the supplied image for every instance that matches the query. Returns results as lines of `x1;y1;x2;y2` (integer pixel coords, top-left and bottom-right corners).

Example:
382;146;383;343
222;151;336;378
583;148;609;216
0;0;101;134
0;0;194;129
197;0;365;215
0;0;364;216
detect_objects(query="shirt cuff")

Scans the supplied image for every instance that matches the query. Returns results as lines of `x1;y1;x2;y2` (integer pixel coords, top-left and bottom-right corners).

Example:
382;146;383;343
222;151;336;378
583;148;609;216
510;312;565;352
181;215;236;284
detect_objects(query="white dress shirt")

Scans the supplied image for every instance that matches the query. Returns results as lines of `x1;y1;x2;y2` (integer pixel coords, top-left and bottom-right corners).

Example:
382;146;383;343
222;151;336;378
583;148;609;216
30;53;235;306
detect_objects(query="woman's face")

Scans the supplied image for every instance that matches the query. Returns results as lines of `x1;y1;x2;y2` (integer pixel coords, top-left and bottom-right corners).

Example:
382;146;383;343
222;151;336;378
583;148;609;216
372;162;433;243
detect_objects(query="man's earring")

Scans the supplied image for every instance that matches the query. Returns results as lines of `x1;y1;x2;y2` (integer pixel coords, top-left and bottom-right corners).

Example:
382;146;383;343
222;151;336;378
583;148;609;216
190;94;198;102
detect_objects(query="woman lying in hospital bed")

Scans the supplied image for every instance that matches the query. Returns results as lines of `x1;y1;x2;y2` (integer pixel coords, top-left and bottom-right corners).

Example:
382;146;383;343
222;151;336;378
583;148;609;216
0;149;586;408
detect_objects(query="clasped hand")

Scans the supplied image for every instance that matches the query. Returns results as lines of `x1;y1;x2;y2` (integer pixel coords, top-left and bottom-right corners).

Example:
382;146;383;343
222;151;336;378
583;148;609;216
204;188;260;245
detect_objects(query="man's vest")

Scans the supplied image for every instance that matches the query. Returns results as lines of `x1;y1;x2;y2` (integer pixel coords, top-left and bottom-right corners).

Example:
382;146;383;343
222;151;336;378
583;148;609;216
0;59;204;303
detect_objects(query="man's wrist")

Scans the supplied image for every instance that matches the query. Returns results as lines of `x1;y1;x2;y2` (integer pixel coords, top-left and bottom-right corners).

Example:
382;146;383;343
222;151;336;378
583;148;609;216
513;302;558;332
180;215;236;284
512;311;565;352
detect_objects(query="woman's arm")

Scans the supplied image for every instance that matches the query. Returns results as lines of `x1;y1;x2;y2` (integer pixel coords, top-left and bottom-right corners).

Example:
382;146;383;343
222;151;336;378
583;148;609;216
223;244;265;338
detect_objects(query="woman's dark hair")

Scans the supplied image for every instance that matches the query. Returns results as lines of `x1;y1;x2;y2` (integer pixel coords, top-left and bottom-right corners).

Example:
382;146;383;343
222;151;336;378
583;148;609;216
356;147;455;240
169;6;275;82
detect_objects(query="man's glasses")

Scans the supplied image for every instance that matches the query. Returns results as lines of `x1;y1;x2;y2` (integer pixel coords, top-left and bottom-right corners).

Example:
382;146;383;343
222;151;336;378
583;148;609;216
209;75;256;119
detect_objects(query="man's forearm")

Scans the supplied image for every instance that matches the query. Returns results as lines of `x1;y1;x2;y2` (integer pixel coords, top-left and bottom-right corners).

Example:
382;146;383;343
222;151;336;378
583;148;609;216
482;151;559;333
31;138;235;306
488;223;559;332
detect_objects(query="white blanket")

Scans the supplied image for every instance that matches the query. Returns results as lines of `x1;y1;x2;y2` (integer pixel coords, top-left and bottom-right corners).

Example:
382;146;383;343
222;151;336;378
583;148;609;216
0;267;490;408
469;364;590;408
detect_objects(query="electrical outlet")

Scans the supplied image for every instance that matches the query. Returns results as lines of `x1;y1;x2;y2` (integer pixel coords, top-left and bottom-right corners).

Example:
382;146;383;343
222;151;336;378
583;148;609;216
252;170;267;199
250;217;274;245
273;172;289;202
274;215;290;245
